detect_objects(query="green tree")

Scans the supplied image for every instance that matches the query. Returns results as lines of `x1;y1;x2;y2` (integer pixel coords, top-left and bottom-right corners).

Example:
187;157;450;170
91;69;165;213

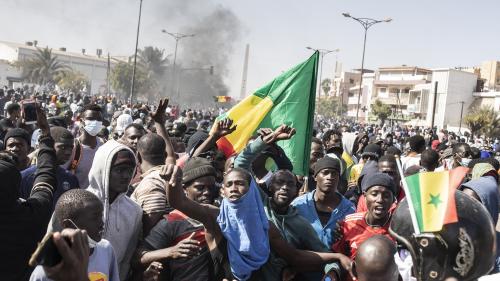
19;47;70;85
321;78;331;96
464;106;500;138
371;99;392;125
56;71;89;93
138;46;169;79
316;96;345;118
110;62;153;99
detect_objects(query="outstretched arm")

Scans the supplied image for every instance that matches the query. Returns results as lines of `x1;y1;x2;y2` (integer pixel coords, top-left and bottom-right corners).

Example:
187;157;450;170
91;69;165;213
151;99;176;165
234;125;296;171
191;118;236;157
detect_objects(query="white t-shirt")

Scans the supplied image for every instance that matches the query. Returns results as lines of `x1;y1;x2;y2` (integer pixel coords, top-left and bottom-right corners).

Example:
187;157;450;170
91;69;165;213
65;138;102;188
30;239;120;281
401;155;421;171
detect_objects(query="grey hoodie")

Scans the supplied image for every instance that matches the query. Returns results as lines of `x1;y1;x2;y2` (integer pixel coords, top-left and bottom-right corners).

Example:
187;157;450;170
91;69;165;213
87;140;142;280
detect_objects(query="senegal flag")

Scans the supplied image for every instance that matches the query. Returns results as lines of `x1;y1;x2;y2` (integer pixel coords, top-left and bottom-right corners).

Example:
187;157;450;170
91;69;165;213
213;52;318;176
403;167;468;233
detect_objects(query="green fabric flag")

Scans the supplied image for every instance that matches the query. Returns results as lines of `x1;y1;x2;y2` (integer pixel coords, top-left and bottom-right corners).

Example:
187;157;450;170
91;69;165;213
213;52;318;176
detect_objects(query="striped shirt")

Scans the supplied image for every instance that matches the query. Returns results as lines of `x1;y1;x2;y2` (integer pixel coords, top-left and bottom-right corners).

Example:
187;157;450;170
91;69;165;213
131;165;172;215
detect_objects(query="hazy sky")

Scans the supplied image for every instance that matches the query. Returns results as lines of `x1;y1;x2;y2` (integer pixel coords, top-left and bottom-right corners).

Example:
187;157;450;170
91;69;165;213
1;0;499;97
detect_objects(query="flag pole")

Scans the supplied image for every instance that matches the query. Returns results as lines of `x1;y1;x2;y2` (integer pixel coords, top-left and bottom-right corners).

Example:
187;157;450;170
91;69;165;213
395;155;421;234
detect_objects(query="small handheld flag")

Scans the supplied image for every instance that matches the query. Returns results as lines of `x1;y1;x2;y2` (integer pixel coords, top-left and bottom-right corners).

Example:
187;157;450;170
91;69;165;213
397;157;468;233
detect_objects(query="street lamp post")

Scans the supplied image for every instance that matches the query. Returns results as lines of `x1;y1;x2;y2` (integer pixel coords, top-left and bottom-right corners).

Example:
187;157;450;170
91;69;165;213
306;47;339;98
343;12;391;122
130;0;143;104
161;30;195;100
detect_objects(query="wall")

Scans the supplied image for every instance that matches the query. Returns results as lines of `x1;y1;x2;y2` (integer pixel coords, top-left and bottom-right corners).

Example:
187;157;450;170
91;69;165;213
0;42;116;95
428;69;477;131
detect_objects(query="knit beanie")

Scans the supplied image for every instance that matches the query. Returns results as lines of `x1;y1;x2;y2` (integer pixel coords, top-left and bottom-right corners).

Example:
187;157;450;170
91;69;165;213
361;172;396;195
4;128;30;146
362;143;382;159
313;157;341;177
182;157;216;184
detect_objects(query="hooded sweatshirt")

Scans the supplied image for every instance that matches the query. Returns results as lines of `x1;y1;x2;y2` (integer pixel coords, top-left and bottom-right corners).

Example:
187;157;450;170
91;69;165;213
86;140;142;280
342;132;358;167
461;175;500;273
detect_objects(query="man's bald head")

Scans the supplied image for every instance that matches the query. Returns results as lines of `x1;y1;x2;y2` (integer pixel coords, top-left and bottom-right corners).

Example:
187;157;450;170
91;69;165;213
354;235;399;281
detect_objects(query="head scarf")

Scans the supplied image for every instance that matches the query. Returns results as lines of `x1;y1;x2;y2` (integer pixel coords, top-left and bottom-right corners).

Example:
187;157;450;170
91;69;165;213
217;178;270;280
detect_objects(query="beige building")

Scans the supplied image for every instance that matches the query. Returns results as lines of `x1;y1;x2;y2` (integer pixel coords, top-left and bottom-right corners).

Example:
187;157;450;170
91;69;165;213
479;60;500;91
332;71;361;101
371;66;432;118
0;40;126;94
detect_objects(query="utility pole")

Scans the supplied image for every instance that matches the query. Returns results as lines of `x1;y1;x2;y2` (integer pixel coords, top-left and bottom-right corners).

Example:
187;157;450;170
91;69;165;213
161;29;195;100
431;81;438;128
106;53;111;96
130;0;143;104
458;101;465;133
240;44;250;100
343;13;392;122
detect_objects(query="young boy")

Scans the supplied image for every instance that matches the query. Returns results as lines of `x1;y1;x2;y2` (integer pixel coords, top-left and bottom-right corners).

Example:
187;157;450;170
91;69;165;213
30;189;120;281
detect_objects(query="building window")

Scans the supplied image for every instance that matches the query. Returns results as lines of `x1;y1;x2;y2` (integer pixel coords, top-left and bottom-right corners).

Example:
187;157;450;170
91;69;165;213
349;78;354;84
379;87;386;93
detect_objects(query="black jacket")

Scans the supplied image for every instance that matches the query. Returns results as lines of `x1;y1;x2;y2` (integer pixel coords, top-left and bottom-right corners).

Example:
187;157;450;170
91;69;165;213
0;135;57;281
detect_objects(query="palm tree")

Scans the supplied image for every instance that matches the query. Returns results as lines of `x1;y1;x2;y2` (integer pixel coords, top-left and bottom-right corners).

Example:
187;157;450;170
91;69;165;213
137;46;169;79
20;47;70;85
321;78;332;96
464;106;500;138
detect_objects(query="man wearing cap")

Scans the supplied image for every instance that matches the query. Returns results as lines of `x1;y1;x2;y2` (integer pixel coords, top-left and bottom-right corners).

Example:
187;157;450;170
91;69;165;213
356;154;405;213
138;157;217;281
292;157;355;247
4;127;31;170
332;172;396;261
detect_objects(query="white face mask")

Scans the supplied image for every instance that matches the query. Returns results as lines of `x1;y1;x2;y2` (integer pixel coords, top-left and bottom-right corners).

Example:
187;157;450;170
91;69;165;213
460;158;472;167
83;120;103;136
65;219;99;249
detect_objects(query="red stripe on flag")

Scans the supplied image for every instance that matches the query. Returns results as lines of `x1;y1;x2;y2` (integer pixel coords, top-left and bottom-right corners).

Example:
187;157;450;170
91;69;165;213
216;136;236;157
444;167;469;225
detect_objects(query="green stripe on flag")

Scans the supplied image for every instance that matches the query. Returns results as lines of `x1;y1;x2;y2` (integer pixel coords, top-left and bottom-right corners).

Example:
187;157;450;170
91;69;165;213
406;174;424;230
257;53;318;175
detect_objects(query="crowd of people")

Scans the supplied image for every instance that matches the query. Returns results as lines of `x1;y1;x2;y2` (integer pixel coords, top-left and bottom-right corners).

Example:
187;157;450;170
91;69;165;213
0;85;499;281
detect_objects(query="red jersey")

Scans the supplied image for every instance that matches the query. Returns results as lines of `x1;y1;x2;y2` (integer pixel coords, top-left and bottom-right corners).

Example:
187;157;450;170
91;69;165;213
332;212;394;260
356;188;405;213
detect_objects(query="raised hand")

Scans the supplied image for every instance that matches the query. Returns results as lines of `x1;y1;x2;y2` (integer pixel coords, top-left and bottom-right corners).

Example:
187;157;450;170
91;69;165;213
213;118;237;138
273;124;296;141
263;124;296;144
36;101;50;136
151;98;169;124
159;164;183;189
